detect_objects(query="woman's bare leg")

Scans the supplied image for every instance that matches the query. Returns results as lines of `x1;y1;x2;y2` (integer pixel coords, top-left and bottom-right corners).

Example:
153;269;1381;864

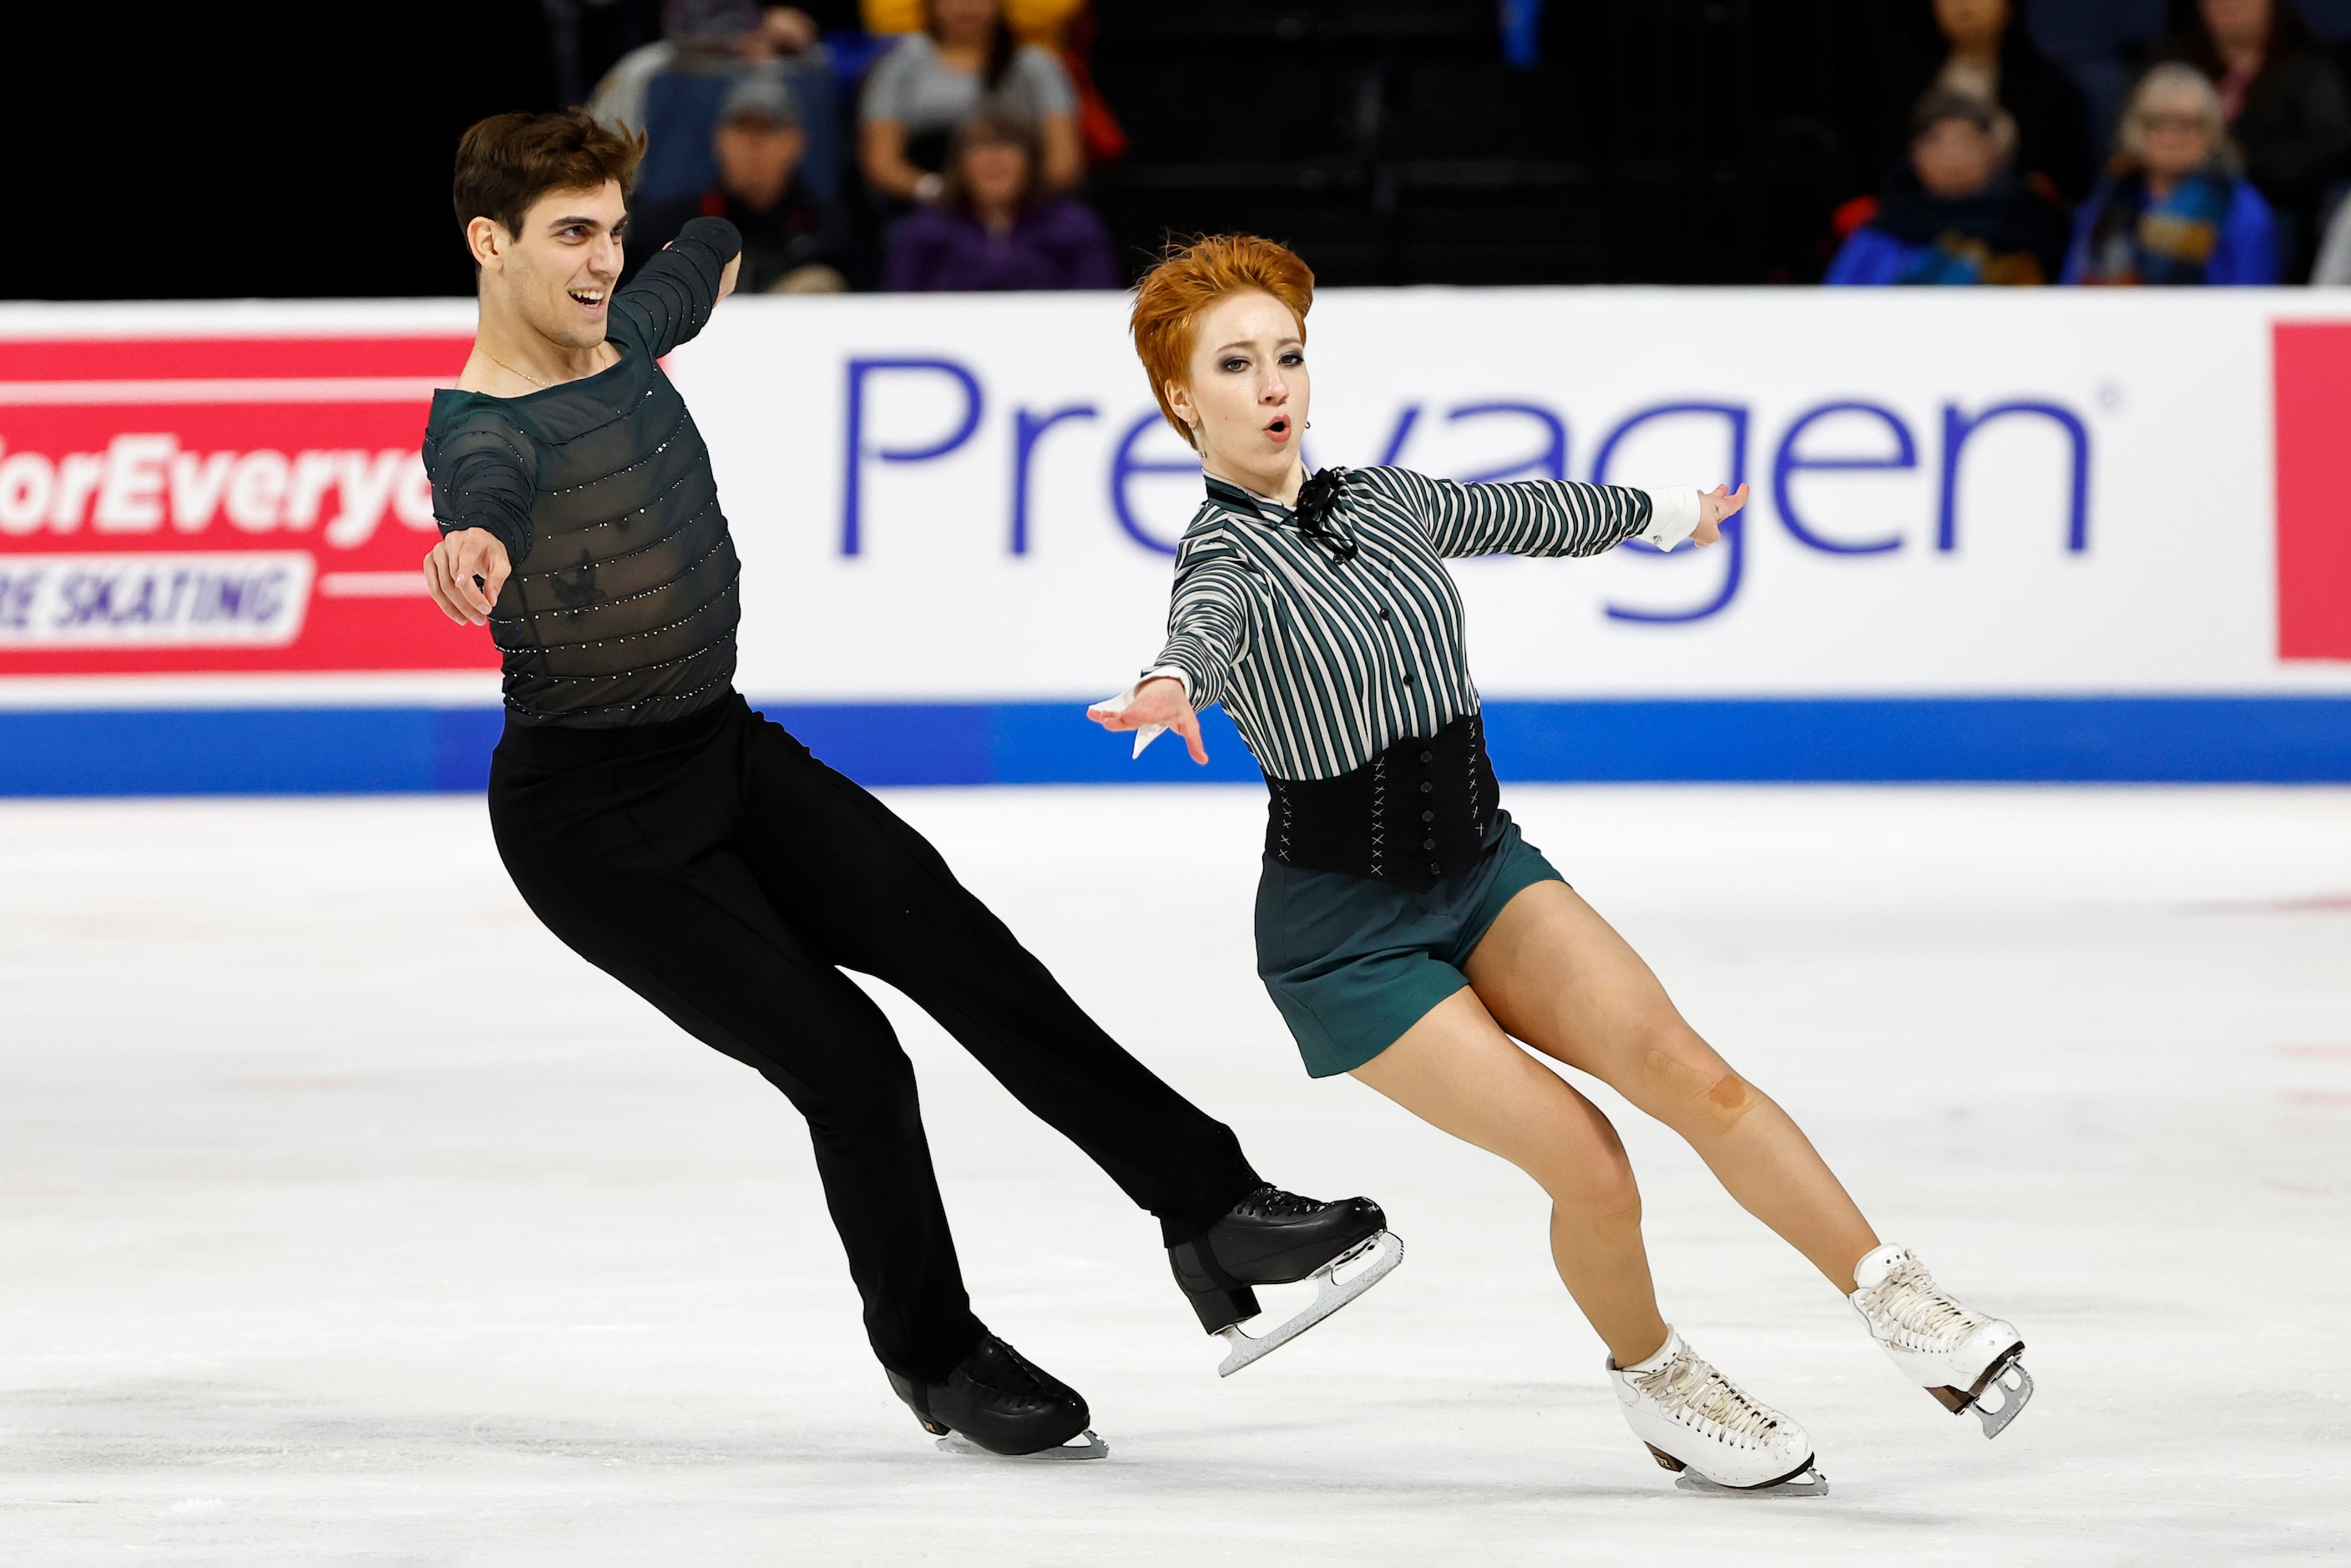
1464;881;1880;1292
1349;987;1670;1365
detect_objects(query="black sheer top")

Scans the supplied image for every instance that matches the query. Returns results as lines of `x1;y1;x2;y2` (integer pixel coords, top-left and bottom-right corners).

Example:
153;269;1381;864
423;218;744;728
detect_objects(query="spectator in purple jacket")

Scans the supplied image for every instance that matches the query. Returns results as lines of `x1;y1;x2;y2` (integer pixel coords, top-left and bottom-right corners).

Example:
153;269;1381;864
882;111;1120;292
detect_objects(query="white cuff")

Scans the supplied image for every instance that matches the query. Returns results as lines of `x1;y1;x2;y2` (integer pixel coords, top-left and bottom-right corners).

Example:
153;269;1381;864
1639;485;1703;552
1094;666;1191;757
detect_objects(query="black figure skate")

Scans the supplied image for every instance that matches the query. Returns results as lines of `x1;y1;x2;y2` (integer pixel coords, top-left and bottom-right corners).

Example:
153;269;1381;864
887;1334;1108;1459
1168;1185;1403;1376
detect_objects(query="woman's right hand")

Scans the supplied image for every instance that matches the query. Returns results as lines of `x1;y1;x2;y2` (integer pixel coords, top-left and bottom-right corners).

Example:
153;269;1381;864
1087;675;1209;765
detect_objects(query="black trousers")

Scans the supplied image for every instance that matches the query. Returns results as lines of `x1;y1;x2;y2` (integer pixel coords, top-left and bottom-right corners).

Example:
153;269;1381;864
486;694;1258;1380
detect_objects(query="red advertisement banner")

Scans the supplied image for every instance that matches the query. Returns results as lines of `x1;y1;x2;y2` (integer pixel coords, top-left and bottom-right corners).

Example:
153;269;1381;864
2273;322;2351;662
0;336;498;674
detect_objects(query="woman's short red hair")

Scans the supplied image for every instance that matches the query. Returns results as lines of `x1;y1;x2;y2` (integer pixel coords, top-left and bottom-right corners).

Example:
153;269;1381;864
1130;235;1315;449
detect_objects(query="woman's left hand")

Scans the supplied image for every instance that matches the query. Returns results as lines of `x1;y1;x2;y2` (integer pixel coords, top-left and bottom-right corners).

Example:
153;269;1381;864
1691;482;1748;547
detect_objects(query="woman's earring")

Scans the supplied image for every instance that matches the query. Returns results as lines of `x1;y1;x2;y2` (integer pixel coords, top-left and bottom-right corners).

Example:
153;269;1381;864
1304;421;1312;430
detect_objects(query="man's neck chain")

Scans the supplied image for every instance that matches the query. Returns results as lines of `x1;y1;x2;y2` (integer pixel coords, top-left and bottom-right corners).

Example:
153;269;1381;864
481;348;549;388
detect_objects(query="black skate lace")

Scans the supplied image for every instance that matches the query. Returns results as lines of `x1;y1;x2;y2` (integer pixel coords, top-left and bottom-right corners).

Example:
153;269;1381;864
967;1337;1047;1399
1232;1185;1324;1220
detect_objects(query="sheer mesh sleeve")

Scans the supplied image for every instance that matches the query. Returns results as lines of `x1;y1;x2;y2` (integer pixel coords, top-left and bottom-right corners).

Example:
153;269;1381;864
616;217;743;358
428;414;538;564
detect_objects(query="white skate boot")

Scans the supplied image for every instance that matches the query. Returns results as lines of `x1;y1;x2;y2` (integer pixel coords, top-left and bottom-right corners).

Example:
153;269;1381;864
1849;1243;2033;1438
1609;1328;1828;1496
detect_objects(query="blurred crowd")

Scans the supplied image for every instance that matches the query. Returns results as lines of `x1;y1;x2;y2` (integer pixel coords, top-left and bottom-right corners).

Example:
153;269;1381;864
555;0;2351;296
575;0;1115;296
1826;0;2351;287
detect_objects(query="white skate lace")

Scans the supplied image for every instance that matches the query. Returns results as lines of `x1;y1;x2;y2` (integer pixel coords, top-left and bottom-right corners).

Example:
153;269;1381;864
1634;1349;1782;1449
1860;1254;1988;1350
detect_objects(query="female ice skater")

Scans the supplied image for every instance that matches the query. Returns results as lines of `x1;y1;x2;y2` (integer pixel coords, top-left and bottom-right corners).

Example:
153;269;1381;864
1090;235;2033;1495
417;114;1398;1460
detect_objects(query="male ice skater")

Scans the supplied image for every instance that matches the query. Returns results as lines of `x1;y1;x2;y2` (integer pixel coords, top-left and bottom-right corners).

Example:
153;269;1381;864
418;109;1399;1459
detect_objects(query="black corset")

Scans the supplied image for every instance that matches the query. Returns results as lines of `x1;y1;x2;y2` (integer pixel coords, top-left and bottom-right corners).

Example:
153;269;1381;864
1263;711;1499;890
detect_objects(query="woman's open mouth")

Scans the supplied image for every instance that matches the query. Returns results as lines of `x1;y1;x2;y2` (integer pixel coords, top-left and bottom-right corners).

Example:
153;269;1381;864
1265;415;1292;443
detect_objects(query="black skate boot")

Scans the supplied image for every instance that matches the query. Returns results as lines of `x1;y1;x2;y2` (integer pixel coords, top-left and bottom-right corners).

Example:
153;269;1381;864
1168;1185;1403;1375
886;1333;1107;1459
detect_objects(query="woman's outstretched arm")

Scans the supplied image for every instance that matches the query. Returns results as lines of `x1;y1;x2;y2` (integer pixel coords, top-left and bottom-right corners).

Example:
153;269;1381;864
1365;465;1743;560
1087;549;1259;764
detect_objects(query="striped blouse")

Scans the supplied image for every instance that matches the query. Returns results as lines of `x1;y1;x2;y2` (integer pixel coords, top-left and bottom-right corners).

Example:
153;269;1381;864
1138;466;1698;782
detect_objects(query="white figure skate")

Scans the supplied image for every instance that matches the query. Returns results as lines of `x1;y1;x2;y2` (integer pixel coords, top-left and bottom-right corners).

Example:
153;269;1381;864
1850;1243;2033;1438
1610;1328;1828;1496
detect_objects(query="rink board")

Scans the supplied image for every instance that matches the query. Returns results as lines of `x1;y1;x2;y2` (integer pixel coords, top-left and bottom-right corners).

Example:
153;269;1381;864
3;697;2348;795
2;291;2348;792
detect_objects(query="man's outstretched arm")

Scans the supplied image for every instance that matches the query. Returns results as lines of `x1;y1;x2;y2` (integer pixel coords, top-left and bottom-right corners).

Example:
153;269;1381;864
621;217;745;358
422;423;533;625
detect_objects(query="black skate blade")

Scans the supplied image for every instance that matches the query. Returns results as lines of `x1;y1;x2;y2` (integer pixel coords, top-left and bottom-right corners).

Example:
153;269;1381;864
936;1429;1108;1462
1215;1230;1403;1378
1671;1459;1829;1499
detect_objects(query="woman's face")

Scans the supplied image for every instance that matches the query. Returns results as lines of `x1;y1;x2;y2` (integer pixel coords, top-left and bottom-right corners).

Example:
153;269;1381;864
959;138;1030;210
2139;94;2216;179
1913;117;2002;197
1165;290;1310;482
1934;0;2010;51
931;0;999;46
2201;0;2272;51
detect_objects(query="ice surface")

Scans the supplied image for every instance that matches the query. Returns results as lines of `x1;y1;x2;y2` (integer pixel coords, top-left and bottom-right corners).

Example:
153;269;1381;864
1;786;2346;1565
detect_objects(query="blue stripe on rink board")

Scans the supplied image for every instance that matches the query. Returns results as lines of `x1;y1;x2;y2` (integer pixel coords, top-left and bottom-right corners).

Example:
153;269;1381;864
0;696;2348;796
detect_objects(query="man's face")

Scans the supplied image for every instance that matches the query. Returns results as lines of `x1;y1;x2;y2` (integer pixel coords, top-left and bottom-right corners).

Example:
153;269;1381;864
477;180;628;348
1913;119;2002;198
714;119;803;207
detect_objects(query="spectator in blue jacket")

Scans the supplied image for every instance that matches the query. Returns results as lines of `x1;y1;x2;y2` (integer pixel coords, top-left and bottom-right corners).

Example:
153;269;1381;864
2065;63;2279;285
1827;89;2070;285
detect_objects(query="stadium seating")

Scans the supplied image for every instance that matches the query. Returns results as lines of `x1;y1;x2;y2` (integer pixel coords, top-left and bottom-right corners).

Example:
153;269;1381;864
635;58;845;213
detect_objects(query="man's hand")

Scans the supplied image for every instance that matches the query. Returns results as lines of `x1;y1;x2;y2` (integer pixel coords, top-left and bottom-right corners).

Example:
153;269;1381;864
423;528;511;625
1690;482;1749;547
1088;675;1209;765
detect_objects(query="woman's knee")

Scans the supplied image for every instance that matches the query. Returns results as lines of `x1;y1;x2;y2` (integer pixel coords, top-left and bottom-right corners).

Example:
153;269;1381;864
1543;1157;1643;1237
1525;1115;1641;1220
1631;1025;1756;1135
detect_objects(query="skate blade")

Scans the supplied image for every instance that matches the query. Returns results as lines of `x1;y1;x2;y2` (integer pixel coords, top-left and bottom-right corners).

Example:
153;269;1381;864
1962;1350;2034;1439
1215;1230;1403;1378
1672;1463;1830;1499
935;1429;1109;1461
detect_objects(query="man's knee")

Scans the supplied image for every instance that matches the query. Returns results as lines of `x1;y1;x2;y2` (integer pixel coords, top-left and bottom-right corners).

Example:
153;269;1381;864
766;1043;927;1146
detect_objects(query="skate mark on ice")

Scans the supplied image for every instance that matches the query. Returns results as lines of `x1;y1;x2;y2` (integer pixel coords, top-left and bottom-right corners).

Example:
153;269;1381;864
2185;893;2351;913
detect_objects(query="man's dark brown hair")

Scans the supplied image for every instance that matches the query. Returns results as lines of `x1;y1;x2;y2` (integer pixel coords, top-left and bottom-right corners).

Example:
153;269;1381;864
453;109;647;240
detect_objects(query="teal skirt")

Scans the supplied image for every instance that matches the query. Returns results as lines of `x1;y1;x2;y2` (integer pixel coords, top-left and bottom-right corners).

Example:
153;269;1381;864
1254;811;1565;1079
